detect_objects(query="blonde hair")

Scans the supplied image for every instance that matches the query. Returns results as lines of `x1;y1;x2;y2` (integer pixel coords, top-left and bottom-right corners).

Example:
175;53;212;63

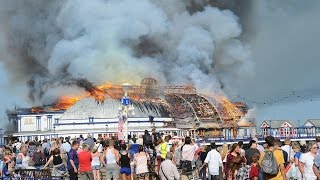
201;145;207;152
220;143;229;160
92;146;98;153
284;138;291;145
307;141;317;151
292;144;300;150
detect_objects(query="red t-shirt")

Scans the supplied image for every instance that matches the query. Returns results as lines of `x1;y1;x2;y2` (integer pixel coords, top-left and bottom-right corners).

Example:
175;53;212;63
249;164;259;179
78;151;92;172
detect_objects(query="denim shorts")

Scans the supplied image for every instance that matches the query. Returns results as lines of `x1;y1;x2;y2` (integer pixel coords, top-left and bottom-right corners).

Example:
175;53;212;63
106;163;119;179
120;167;131;175
0;160;3;170
92;165;101;170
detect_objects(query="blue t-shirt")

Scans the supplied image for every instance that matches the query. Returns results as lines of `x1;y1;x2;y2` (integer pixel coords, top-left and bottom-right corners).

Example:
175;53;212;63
294;151;302;159
314;154;320;170
131;144;139;154
67;148;79;170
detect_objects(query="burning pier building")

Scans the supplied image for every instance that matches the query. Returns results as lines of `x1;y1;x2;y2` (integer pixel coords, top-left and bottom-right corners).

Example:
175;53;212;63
6;77;255;142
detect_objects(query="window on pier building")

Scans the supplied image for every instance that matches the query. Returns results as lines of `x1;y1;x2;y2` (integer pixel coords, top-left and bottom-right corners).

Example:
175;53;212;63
89;117;94;124
262;128;268;135
36;116;41;131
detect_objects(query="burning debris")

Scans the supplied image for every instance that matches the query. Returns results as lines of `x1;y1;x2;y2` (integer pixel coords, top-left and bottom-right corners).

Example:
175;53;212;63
27;77;247;130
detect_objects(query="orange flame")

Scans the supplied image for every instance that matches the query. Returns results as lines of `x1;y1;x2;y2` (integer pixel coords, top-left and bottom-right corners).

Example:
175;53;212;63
31;107;45;113
52;82;142;110
53;96;85;110
216;96;243;121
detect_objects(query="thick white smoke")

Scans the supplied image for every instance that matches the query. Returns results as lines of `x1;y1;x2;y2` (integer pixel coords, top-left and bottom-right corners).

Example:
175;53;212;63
0;0;253;119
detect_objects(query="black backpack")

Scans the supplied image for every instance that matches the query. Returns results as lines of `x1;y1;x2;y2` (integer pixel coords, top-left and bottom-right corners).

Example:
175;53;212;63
43;148;50;157
33;152;45;165
144;134;152;145
12;146;17;153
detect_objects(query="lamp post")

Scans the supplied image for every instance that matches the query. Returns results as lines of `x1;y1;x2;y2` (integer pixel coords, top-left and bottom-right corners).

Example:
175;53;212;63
53;125;56;138
119;83;135;143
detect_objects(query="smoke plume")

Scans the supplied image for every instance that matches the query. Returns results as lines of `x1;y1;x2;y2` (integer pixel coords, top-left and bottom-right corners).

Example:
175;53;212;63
0;0;253;113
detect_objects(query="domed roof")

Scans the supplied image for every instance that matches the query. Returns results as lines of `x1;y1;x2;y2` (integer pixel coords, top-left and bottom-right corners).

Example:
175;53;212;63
141;77;157;86
59;97;170;119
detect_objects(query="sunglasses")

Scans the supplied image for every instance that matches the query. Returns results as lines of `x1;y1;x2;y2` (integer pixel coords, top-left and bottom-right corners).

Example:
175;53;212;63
312;146;319;149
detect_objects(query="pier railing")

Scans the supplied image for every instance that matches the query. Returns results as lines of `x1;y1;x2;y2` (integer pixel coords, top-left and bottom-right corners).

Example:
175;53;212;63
195;134;317;145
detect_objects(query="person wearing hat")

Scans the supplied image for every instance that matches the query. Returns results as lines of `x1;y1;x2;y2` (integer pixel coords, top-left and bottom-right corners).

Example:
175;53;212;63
300;140;307;153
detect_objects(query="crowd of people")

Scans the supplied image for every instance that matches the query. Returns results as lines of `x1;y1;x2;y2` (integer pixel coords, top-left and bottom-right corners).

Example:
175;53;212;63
1;129;320;180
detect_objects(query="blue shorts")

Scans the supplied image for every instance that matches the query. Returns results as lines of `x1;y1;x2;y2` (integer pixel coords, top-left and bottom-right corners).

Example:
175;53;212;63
92;165;101;170
120;167;131;175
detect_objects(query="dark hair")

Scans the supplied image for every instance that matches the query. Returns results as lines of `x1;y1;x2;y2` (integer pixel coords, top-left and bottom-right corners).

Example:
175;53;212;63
121;144;127;151
229;155;243;178
274;139;282;147
72;141;79;147
103;140;109;148
230;143;239;153
238;141;243;147
173;132;177;136
252;153;260;163
138;145;144;152
185;137;191;144
53;148;60;155
248;140;256;148
265;136;275;147
316;136;320;142
210;142;216;149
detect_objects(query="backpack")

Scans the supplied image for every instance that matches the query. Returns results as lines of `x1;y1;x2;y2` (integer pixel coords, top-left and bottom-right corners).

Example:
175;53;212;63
180;160;193;172
236;164;251;180
261;150;279;176
33;152;45;165
43;148;50;157
144;134;152;145
13;146;17;154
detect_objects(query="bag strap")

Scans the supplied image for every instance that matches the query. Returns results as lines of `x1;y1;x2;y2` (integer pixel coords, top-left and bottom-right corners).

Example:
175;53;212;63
288;146;291;162
160;164;169;180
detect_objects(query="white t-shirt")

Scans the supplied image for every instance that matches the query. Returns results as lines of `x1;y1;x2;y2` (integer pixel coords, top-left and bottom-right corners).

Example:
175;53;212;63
204;149;222;176
181;144;197;161
281;145;295;161
61;142;71;153
14;142;22;150
95;143;103;153
299;152;317;180
136;138;143;145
